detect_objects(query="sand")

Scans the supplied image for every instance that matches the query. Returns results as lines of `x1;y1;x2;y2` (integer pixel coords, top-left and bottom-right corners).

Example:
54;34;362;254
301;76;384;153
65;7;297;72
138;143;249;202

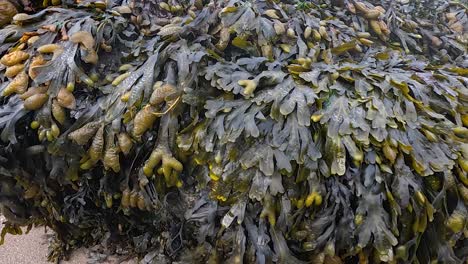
0;216;137;264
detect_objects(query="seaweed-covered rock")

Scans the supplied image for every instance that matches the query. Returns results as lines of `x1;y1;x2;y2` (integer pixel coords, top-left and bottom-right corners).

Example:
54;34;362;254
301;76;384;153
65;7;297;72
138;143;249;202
0;0;467;263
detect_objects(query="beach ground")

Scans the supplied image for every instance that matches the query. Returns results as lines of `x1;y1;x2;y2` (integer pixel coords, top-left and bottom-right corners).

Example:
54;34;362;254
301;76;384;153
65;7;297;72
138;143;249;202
0;216;137;264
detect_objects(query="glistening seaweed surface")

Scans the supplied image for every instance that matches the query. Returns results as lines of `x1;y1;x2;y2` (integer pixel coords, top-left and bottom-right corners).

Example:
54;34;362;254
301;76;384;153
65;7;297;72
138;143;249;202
0;0;467;263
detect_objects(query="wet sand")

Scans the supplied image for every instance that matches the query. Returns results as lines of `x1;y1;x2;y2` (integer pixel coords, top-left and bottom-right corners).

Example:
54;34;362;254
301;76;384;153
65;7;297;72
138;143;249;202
0;216;136;264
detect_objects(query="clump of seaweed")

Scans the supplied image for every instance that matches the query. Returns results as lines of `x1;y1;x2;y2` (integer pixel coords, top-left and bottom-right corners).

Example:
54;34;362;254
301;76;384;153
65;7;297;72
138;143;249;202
0;0;467;263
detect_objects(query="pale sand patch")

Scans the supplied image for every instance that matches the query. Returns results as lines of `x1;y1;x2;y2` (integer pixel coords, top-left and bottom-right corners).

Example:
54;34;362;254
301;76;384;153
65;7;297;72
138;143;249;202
0;216;137;264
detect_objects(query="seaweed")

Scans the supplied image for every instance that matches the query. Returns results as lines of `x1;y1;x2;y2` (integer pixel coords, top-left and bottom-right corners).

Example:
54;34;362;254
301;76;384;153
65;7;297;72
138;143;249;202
0;0;467;263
